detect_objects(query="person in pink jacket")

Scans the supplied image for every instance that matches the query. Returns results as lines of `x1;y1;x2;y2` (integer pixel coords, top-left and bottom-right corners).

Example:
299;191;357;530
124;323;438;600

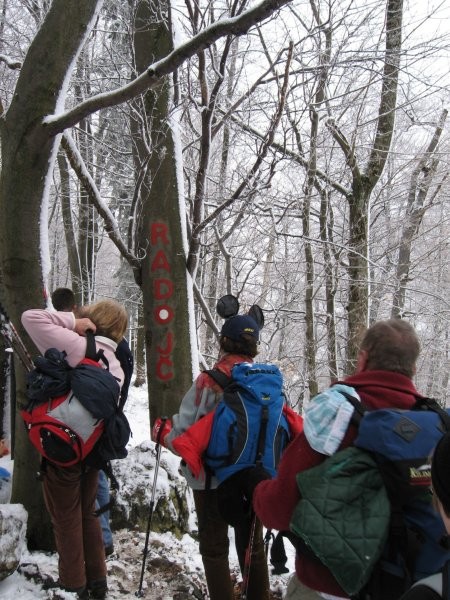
21;299;128;600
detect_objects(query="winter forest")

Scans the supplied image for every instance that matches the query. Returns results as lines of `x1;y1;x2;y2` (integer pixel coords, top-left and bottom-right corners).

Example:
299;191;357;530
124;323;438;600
1;0;450;561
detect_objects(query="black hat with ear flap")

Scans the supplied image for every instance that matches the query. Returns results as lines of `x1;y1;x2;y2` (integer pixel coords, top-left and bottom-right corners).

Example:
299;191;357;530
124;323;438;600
248;304;264;330
216;294;240;319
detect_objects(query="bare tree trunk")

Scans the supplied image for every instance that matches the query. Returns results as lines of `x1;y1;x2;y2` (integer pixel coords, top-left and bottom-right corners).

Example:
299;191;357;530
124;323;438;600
57;153;83;302
391;109;448;318
133;301;146;387
319;188;339;381
0;0;103;550
327;0;404;371
133;0;195;422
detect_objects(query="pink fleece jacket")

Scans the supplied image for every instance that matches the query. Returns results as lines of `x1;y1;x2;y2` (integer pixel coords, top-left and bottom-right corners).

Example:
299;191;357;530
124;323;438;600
21;309;124;386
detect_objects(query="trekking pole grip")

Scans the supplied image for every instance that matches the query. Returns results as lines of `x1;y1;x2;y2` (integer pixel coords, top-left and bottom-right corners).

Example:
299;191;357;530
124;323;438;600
156;416;168;446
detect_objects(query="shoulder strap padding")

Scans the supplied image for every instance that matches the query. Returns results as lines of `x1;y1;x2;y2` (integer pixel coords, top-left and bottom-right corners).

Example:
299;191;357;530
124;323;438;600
84;330;109;370
339;389;367;428
204;368;232;390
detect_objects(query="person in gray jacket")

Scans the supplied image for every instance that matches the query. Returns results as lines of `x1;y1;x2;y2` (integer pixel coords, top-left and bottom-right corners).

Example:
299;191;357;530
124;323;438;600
152;315;270;600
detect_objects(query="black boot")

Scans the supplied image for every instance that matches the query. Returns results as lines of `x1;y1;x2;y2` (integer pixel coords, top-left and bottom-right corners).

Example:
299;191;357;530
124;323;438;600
88;578;108;599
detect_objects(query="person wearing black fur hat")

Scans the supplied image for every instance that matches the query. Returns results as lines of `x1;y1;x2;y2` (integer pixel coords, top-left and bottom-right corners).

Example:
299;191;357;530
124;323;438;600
152;307;303;600
399;432;450;600
152;314;268;600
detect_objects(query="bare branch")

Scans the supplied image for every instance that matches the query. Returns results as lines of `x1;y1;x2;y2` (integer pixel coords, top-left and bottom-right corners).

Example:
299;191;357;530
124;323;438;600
191;41;294;240
0;54;21;70
43;0;294;136
325;117;361;180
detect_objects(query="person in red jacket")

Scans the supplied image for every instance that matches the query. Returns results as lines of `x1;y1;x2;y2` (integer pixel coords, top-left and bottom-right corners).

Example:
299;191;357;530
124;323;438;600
253;318;422;600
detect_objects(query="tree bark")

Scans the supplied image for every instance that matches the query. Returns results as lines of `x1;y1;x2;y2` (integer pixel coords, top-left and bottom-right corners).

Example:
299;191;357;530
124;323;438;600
133;0;195;423
391;109;448;318
0;0;103;550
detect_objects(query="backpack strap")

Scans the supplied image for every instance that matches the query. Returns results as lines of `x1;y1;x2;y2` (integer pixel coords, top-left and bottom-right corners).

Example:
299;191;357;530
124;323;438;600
339;390;367;428
255;406;269;465
204;368;232;389
413;396;450;430
85;330;110;370
201;368;230;489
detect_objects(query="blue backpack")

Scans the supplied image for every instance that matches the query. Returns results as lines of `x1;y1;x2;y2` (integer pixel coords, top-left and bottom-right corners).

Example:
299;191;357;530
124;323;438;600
204;362;290;483
290;391;450;600
353;396;450;598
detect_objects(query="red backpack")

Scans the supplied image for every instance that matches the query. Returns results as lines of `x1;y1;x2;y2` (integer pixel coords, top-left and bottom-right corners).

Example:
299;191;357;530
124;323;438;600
21;332;120;467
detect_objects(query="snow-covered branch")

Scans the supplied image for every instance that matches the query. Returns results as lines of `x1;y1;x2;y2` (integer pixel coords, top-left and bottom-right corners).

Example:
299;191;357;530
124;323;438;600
325;117;361;180
0;54;21;70
190;42;294;242
229;113;351;198
43;0;293;136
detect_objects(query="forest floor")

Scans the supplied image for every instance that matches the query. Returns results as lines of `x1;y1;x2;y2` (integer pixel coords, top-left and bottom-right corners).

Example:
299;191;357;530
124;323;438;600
14;527;288;599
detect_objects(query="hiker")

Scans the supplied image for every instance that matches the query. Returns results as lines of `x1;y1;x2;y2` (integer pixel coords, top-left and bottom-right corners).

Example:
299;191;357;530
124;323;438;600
51;287;78;314
253;319;423;600
152;313;301;600
21;299;128;600
51;288;134;557
399;431;450;600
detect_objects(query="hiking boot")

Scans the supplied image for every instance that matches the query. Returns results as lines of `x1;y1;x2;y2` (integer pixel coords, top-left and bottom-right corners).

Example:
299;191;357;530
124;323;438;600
62;585;89;599
271;563;290;575
88;578;108;599
104;544;114;557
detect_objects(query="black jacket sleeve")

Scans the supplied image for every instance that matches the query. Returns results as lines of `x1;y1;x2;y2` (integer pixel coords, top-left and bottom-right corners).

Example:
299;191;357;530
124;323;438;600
115;338;134;406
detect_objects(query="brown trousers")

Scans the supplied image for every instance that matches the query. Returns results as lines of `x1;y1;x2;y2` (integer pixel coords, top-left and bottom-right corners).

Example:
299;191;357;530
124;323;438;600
43;462;106;590
193;488;270;600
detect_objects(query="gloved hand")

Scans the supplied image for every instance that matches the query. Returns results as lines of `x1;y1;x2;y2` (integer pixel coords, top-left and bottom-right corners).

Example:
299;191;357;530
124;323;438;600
240;464;271;500
151;417;172;446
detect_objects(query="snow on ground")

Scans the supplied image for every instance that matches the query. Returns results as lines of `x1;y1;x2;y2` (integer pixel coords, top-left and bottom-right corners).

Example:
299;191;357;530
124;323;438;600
0;383;296;599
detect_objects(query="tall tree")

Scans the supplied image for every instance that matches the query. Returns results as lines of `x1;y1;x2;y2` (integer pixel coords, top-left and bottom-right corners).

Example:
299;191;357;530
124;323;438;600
132;0;196;421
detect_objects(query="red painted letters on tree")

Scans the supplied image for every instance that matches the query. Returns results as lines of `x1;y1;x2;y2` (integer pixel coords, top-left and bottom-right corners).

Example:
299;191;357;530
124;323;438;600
150;222;174;381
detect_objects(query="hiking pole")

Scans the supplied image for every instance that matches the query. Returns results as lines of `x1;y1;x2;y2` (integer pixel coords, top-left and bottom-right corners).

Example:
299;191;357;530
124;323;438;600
135;417;168;598
0;301;34;372
241;511;258;600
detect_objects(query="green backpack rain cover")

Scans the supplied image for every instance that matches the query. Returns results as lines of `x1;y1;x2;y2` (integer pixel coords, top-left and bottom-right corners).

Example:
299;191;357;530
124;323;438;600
290;446;390;596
